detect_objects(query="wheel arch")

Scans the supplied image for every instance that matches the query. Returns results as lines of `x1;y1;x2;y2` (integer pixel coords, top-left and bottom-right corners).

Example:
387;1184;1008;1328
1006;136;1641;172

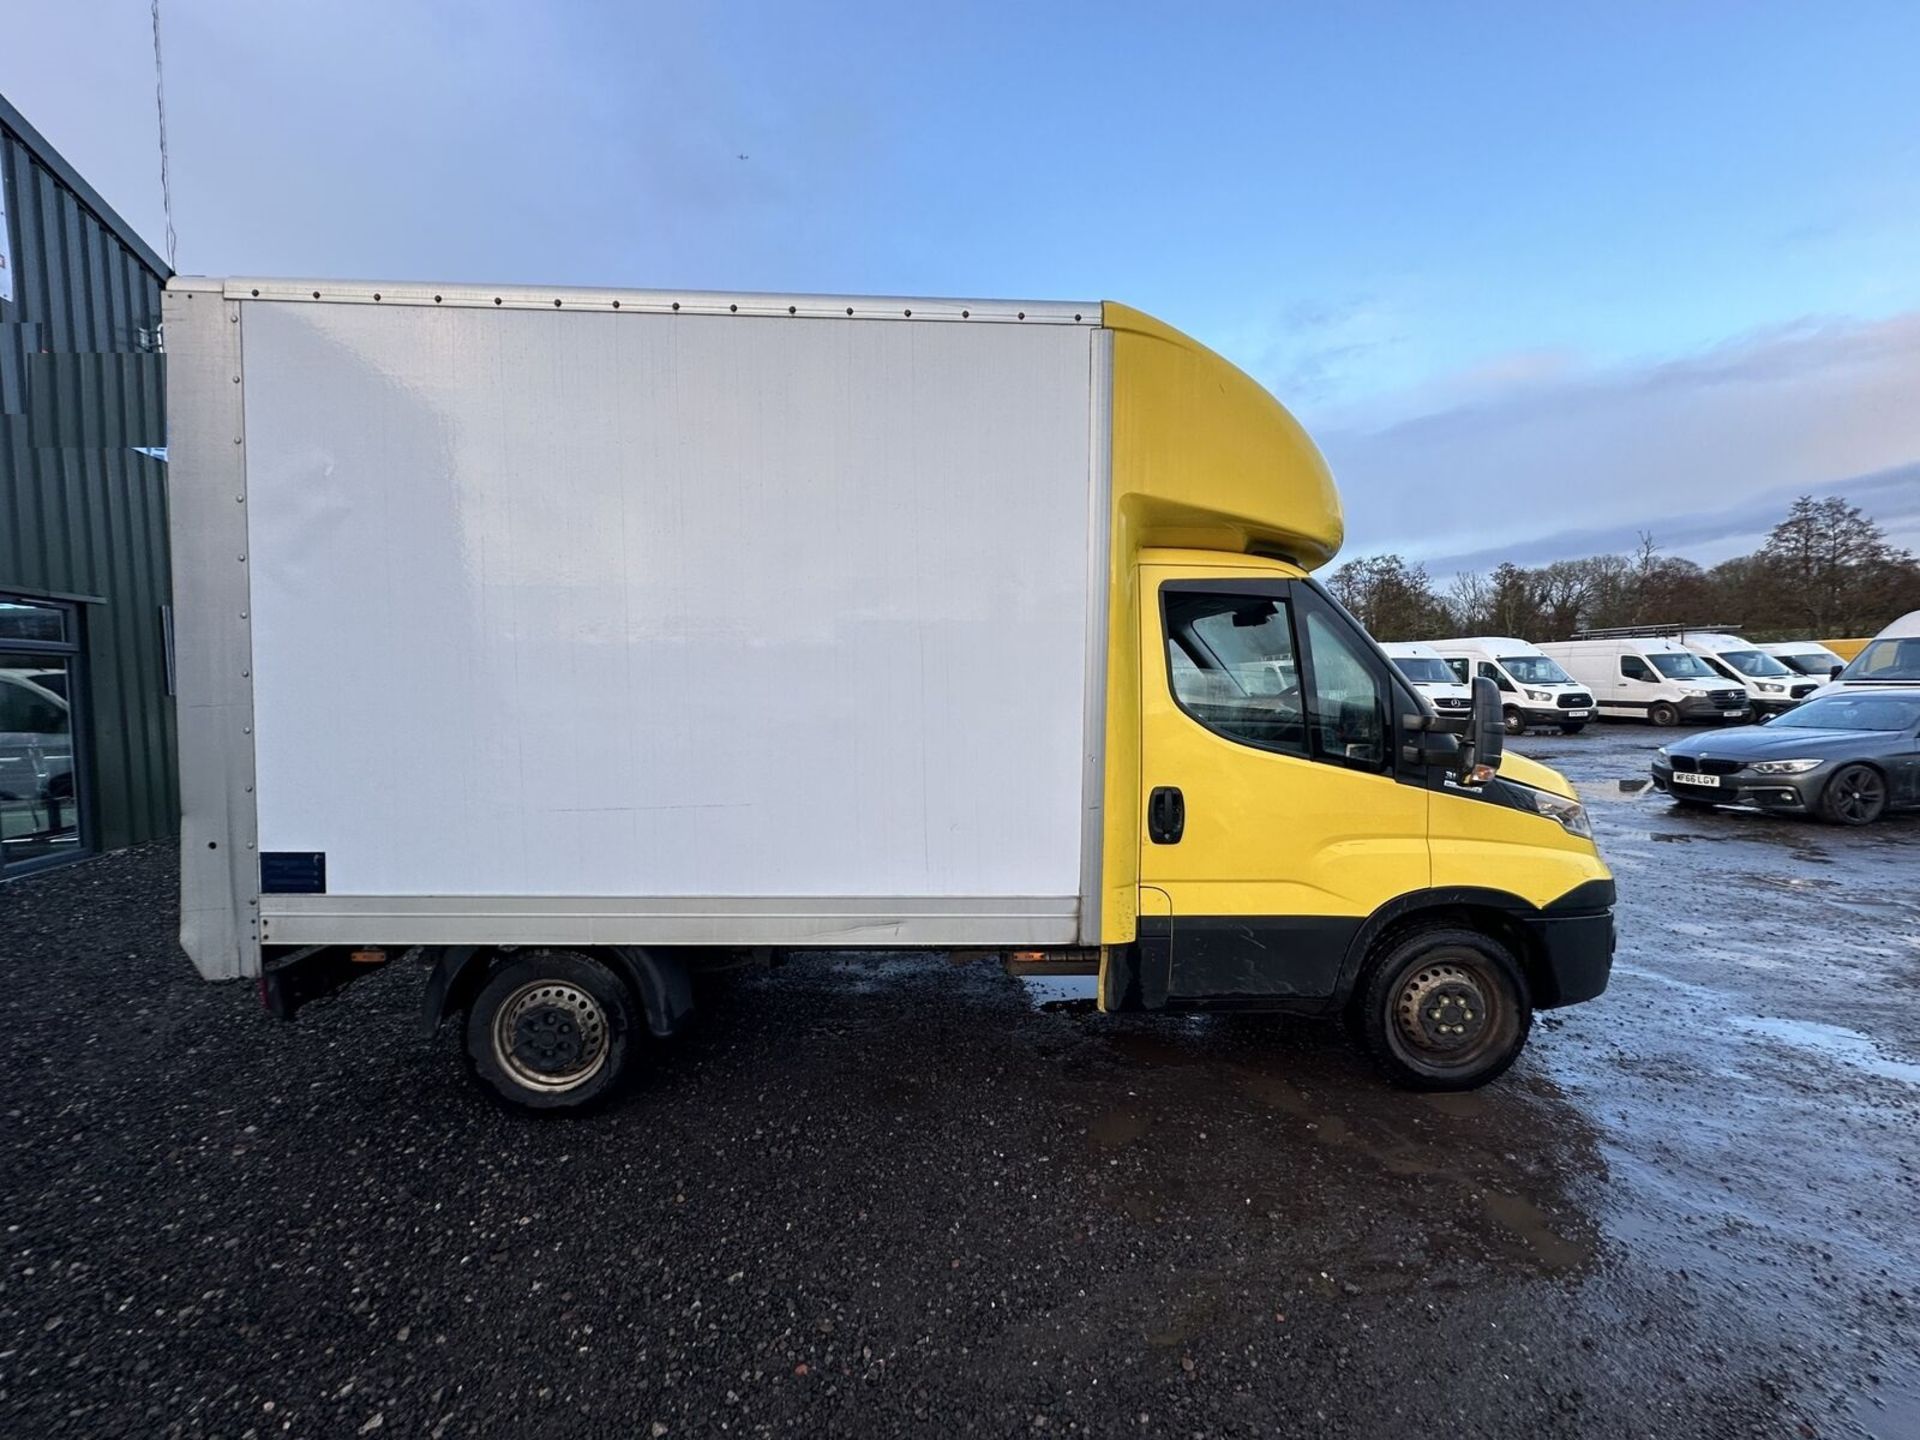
421;944;695;1041
1334;887;1568;1011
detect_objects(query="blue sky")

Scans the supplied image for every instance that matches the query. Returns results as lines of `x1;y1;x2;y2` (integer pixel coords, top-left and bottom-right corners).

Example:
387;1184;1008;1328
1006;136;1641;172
8;1;1919;569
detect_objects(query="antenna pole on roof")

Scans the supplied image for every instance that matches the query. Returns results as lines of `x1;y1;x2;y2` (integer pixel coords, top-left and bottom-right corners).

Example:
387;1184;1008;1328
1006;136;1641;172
150;0;178;272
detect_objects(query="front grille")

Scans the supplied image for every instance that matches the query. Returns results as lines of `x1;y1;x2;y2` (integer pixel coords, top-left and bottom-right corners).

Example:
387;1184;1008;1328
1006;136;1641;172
1791;684;1815;699
1434;697;1470;710
1712;690;1745;708
1557;692;1594;708
1670;755;1741;776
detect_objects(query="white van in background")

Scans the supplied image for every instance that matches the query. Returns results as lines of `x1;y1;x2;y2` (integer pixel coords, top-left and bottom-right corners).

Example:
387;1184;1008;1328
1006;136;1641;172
1673;631;1818;716
1759;640;1847;682
1539;636;1750;726
1380;642;1473;719
1427;638;1596;735
1816;610;1920;696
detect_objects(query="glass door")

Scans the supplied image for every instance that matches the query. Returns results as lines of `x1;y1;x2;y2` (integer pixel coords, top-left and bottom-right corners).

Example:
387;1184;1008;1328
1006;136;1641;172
1;597;86;876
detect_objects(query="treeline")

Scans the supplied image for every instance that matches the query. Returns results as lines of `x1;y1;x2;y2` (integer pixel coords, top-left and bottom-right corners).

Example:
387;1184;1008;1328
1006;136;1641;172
1328;496;1920;644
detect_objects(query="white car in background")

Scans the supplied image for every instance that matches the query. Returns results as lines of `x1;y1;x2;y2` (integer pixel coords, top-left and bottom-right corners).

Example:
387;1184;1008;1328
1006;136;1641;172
0;669;74;811
1815;610;1920;697
1674;631;1818;717
1759;640;1847;682
1380;641;1474;721
1428;637;1596;734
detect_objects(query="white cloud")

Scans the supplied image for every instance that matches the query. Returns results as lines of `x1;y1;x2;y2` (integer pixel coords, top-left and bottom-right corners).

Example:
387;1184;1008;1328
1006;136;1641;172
1314;311;1920;572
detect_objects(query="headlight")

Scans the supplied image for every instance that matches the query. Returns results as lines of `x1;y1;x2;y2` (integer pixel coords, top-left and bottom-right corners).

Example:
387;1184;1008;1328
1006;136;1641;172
1748;758;1821;775
1655;746;1669;758
1508;783;1593;838
1526;689;1550;702
1759;683;1784;694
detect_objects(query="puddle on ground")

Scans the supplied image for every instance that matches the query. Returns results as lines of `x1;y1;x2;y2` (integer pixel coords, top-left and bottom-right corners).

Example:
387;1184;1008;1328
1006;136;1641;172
1476;1189;1592;1270
1728;1015;1920;1086
1020;974;1099;1009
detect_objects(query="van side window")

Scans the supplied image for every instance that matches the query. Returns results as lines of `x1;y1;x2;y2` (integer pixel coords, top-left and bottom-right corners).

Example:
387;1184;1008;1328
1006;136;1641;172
1162;592;1307;757
1477;661;1515;694
1304;612;1386;769
1444;658;1469;684
1620;656;1654;682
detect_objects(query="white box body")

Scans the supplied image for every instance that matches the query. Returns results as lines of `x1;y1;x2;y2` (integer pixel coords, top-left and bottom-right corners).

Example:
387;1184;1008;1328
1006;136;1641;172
166;280;1111;975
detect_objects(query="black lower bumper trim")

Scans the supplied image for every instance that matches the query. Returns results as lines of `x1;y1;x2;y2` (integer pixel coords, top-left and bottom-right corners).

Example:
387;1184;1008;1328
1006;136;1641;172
1517;908;1614;1009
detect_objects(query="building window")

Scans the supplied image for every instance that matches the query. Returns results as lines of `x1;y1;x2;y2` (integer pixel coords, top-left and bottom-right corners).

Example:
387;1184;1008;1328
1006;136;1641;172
1;597;86;877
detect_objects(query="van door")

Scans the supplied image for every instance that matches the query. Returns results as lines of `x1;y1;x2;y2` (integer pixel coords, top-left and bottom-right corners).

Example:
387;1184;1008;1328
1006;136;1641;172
1137;564;1429;1001
1615;652;1659;716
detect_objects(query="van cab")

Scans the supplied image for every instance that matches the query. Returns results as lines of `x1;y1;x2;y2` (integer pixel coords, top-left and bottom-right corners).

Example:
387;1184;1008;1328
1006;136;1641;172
1538;637;1749;726
1815;610;1920;697
1674;632;1818;716
1427;638;1596;735
1759;640;1846;682
1380;641;1473;719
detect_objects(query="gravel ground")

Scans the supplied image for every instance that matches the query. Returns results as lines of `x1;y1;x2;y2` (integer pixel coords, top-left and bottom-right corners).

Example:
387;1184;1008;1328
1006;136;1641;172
3;724;1918;1438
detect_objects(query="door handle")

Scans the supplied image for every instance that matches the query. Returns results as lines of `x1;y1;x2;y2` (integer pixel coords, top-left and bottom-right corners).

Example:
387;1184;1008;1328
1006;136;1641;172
1148;785;1185;844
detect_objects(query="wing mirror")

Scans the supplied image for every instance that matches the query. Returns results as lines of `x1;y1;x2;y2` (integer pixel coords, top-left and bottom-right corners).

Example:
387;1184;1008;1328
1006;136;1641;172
1401;675;1504;784
1458;675;1505;784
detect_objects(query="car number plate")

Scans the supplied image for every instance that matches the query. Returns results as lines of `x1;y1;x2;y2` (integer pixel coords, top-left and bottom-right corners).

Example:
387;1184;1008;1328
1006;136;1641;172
1566;709;1590;718
1672;772;1719;788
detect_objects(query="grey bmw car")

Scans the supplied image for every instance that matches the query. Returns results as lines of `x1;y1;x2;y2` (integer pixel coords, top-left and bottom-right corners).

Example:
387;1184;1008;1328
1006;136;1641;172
1650;688;1920;825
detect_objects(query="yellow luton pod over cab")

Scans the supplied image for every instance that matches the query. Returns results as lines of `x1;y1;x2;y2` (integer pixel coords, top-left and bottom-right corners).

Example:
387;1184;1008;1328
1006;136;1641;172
166;279;1612;1109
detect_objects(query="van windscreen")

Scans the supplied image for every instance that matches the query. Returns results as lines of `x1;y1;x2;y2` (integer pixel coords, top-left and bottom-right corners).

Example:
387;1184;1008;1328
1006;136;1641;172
1498;655;1573;685
1719;649;1790;677
1650;651;1718;680
1846;638;1920;681
1774;652;1833;676
1393;658;1455;684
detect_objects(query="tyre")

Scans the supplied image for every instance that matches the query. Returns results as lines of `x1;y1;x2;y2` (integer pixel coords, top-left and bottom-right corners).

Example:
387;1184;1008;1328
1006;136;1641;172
1350;925;1532;1090
1559;723;1586;735
1502;707;1526;736
1819;764;1887;826
1648;702;1680;728
464;950;638;1111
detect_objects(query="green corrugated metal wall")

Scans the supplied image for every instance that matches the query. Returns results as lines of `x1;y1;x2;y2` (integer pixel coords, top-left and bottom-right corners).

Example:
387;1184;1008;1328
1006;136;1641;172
1;94;176;854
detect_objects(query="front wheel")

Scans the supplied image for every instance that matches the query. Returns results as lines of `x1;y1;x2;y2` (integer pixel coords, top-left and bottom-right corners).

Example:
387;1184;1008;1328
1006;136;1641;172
1502;707;1527;736
1648;702;1680;728
1819;764;1886;826
464;950;638;1110
1351;926;1532;1090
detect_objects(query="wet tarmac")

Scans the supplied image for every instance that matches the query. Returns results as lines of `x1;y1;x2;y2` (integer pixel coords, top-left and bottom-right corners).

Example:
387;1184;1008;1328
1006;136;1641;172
2;720;1917;1437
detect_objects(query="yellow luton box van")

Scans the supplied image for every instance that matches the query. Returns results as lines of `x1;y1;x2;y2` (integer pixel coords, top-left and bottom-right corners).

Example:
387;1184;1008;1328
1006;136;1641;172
166;280;1614;1110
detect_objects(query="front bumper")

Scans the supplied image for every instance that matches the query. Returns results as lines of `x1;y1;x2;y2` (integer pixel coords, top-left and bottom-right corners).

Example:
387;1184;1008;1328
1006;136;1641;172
1519;704;1594;726
1677;695;1750;721
1650;760;1826;812
1518;881;1614;1009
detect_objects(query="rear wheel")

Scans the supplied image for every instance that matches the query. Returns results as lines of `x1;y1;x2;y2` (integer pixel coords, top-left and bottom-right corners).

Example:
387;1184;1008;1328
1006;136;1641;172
464;950;637;1111
1648;702;1680;728
1351;926;1532;1090
1819;764;1886;826
1502;707;1526;735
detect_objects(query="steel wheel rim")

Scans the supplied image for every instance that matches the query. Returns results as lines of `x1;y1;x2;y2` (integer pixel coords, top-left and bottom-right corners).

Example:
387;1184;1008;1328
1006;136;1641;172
492;980;610;1092
1390;957;1505;1072
1832;766;1884;822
